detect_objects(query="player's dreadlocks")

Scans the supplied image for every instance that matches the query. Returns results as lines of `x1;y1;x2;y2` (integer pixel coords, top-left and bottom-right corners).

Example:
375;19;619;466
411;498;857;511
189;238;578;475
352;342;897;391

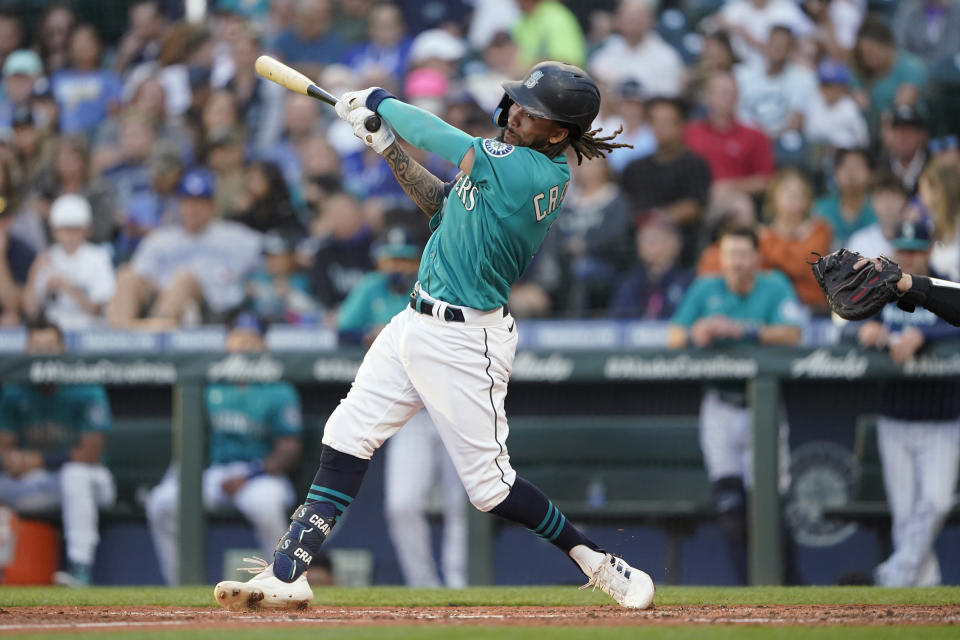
539;125;633;165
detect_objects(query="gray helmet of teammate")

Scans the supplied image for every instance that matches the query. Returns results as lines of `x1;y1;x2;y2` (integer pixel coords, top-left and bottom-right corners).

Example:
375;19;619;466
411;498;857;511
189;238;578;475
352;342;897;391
494;61;601;140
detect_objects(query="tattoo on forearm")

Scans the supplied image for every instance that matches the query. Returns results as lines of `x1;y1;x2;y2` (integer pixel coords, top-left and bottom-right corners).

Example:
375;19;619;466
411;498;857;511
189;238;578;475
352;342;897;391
382;143;445;216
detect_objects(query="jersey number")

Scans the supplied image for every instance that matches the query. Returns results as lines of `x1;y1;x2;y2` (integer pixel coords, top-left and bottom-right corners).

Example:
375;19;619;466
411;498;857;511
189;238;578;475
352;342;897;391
533;181;569;221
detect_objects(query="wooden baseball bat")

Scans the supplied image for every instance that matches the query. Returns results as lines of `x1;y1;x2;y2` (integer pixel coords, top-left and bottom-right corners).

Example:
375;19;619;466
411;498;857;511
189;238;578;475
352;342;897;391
254;55;381;132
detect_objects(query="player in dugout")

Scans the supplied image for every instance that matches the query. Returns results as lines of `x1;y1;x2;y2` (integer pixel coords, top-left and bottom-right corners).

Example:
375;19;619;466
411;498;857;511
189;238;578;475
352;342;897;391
214;61;656;610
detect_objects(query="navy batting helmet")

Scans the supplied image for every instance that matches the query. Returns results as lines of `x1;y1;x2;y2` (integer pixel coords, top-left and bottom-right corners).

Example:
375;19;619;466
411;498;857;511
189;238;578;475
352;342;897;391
494;61;601;140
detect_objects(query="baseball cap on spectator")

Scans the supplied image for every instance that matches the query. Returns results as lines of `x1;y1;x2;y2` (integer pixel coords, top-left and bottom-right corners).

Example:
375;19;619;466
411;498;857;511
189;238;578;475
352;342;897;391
230;311;266;335
619;79;645;102
50;194;93;229
373;226;423;261
3;49;42;76
409;29;466;65
817;59;851;86
891;103;927;129
178;167;216;199
892;219;932;251
149;140;183;175
263;231;294;256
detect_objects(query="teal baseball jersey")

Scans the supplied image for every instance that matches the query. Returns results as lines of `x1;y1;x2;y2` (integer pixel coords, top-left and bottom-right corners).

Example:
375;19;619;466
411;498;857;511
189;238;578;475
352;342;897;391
0;384;111;452
420;137;571;310
671;271;805;335
206;382;302;465
337;272;412;332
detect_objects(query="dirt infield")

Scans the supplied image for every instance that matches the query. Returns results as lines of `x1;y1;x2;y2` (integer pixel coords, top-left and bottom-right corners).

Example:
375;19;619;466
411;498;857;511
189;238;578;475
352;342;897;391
0;604;958;632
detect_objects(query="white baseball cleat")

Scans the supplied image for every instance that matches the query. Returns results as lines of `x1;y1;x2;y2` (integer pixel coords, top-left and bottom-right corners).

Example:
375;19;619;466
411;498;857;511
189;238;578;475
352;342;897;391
579;553;655;609
214;557;313;611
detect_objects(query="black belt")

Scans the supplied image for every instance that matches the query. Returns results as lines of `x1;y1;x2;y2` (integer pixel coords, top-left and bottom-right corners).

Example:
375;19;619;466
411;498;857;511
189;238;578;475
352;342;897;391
409;294;508;323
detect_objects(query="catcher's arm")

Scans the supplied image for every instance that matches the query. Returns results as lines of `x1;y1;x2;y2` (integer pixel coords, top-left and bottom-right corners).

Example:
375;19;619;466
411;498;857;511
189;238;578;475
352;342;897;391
895;273;960;327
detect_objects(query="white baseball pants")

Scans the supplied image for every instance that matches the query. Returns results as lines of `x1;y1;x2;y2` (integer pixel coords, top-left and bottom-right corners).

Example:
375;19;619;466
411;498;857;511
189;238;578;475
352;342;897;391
699;390;791;492
146;463;296;585
385;408;467;588
322;293;518;512
874;416;960;587
0;463;115;566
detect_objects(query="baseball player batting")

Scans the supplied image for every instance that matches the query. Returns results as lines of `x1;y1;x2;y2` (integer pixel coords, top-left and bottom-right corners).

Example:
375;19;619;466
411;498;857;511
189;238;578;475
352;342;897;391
215;61;654;610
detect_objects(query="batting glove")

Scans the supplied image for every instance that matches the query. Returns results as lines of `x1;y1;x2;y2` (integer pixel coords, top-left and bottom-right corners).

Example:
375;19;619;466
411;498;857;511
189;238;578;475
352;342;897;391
336;87;396;120
348;107;395;154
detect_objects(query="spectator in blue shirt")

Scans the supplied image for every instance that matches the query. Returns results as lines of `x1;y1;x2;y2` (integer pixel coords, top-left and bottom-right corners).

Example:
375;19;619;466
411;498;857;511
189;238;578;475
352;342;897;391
610;214;693;319
343;2;412;86
51;24;122;138
271;0;345;79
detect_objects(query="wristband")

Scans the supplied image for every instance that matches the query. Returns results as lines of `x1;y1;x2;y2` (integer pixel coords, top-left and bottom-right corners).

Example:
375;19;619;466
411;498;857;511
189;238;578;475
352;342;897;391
897;275;930;312
43;451;70;470
366;88;397;113
741;326;760;342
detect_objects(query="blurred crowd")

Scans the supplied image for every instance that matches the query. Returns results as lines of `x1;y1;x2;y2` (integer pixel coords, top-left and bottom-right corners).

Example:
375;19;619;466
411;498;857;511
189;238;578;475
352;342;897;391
0;0;957;331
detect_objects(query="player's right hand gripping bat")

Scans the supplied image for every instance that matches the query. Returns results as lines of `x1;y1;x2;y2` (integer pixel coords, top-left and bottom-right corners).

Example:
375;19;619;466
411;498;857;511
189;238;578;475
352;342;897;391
254;55;381;132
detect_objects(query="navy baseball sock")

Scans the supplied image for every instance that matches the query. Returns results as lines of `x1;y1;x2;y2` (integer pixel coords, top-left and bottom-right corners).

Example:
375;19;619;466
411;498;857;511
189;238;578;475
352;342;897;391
490;476;601;557
273;446;369;582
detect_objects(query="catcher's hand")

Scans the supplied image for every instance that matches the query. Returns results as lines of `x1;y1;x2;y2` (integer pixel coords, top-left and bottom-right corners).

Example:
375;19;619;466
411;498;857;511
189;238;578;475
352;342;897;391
810;249;902;320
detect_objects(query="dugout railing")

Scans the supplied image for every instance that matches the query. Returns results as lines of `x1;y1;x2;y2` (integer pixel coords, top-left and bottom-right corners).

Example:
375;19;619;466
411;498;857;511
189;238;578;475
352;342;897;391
2;343;959;586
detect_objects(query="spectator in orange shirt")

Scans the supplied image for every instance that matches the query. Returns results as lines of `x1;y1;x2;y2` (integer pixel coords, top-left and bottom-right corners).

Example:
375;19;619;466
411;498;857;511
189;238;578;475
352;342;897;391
758;168;832;311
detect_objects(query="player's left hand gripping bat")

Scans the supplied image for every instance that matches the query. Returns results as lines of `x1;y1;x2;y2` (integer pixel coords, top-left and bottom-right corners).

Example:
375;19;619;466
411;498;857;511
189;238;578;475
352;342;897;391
254;55;381;132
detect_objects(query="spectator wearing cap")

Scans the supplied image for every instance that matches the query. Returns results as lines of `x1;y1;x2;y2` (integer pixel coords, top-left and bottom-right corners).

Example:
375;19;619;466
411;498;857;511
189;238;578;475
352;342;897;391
343;2;412;85
270;0;345;81
50;24;122;138
596;80;656;174
921;163;960;282
733;25;817;140
246;230;320;325
805;59;869;150
855;218;960;588
813;148;876;248
881;104;931;195
22;194;114;329
0;50;45;130
894;0;960;66
713;0;814;68
685;71;775;203
407;28;466;78
589;0;685;97
848;171;909;259
512;0;586;67
306;190;374;311
106;168;263;328
609;214;693;319
0;193;35;325
621;97;711;267
852;16;929;138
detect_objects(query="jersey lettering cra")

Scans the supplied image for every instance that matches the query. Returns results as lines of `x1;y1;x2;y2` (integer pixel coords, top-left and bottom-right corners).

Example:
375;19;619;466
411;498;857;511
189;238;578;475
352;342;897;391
419;137;570;310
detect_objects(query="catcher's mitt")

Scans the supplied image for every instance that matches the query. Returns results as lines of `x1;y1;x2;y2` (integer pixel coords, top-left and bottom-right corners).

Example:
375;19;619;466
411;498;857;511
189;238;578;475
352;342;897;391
810;249;902;320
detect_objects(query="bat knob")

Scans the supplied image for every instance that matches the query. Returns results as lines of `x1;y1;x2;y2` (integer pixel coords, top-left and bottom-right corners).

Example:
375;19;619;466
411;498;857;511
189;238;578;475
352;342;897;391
364;114;381;133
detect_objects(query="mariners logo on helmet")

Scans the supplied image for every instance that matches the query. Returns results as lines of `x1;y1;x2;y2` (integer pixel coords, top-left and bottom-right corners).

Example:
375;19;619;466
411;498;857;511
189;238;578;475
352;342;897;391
524;70;544;89
483;138;515;158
